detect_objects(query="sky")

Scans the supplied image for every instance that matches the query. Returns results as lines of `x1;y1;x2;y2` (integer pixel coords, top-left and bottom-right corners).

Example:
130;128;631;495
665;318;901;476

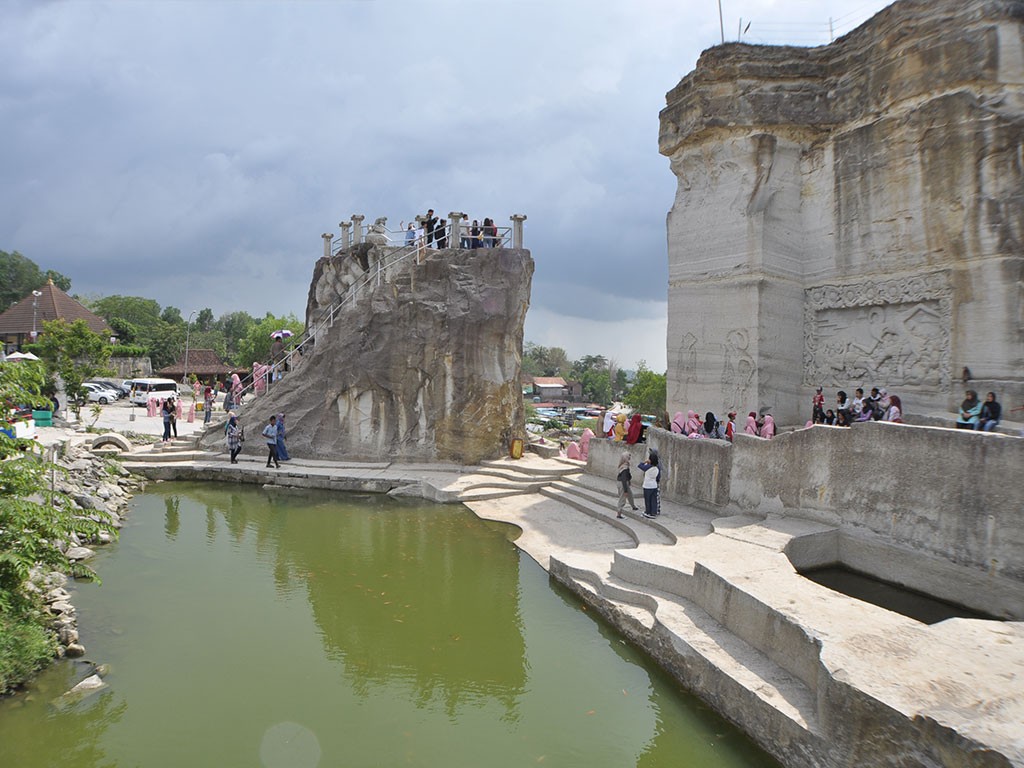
0;0;896;372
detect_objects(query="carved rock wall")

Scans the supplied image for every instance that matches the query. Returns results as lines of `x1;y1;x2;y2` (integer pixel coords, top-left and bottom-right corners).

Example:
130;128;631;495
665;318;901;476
230;247;532;464
661;0;1024;423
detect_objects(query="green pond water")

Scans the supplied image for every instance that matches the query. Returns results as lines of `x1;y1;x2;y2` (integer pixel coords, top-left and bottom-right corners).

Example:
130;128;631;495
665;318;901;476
0;483;776;767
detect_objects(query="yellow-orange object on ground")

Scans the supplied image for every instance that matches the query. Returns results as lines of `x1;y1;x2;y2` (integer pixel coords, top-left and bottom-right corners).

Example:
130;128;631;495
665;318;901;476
510;438;524;459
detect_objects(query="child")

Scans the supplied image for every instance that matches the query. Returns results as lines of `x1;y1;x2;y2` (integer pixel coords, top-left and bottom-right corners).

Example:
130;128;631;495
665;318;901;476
638;450;661;519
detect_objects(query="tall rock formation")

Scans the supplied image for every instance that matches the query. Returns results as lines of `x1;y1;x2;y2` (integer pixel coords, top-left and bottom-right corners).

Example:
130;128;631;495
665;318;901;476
660;0;1024;424
235;246;532;464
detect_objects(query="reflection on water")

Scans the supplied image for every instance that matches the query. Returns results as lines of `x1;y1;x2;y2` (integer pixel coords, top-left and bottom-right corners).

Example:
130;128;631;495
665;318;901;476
0;483;776;768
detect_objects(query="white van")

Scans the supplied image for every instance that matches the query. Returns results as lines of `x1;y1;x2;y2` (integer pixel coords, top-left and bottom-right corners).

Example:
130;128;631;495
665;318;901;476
128;378;180;406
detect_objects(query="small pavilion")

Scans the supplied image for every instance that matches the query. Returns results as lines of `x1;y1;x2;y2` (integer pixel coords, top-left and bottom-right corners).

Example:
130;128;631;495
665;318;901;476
156;349;235;385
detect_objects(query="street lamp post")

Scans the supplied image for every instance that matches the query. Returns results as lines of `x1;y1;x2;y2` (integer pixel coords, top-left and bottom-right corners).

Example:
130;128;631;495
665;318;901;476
183;310;197;385
31;290;42;342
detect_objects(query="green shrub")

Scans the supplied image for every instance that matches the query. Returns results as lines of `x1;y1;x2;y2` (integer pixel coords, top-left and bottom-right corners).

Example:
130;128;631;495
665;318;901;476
0;603;57;694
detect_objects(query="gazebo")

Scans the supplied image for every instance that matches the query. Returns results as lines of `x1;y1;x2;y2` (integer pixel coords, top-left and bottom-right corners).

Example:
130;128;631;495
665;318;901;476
0;279;110;352
156;349;235;385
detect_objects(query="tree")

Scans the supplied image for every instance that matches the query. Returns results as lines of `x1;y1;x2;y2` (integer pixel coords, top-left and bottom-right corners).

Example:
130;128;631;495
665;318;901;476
92;295;162;329
37;319;113;417
216;311;256;361
0;360;115;692
144;321;185;370
160;306;183;325
624;361;666;417
0;251;71;310
235;313;304;369
195;308;214;333
108;317;138;344
580;369;612;404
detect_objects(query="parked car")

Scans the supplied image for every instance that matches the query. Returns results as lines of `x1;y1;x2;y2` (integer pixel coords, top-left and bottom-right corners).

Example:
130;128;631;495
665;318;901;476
86;379;125;398
81;382;119;405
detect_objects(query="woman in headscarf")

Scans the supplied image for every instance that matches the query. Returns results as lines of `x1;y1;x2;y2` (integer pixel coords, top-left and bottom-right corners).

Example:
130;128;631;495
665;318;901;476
613;413;628;441
759;413;776;439
744;411;759;436
883;395;903;423
625;413;644;444
956;390;981;429
602;410;616;438
578;428;596;461
703;412;725;440
230;372;243;408
226;413;243;464
684;410;702;435
978;392;1002;432
615;451;639;519
276;413;290;461
670;411;685;434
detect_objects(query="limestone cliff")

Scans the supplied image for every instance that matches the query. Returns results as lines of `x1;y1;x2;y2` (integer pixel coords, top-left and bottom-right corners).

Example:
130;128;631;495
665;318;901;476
234;246;532;464
661;0;1024;424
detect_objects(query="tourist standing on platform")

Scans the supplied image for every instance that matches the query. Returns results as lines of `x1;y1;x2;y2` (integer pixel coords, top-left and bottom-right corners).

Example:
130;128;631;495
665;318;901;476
204;383;215;425
470;219;481;249
226;414;243;464
812;387;825;423
616;451;639;518
639;450;661;519
423;209;437;246
263;415;281;468
276;413;290;461
161;397;174;442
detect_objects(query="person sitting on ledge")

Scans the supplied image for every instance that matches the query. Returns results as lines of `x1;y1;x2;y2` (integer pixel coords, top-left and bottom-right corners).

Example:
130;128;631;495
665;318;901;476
759;413;776;439
977;391;1001;432
883;395;903;423
956;389;982;429
670;411;685;434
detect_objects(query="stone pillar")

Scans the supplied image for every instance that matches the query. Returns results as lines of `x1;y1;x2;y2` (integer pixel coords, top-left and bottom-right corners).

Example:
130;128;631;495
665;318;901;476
449;212;465;248
339;221;352;250
351;215;365;244
321;233;332;258
510;214;527;249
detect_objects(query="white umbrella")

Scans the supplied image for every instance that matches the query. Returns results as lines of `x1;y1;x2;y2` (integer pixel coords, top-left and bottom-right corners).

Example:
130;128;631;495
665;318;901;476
5;351;40;361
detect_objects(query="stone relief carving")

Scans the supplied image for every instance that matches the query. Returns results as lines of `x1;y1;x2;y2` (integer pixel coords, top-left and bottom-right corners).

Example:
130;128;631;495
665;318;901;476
803;272;952;389
721;328;756;409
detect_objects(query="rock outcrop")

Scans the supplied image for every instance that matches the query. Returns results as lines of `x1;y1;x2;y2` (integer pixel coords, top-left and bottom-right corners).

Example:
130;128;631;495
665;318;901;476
240;246;532;464
660;0;1024;424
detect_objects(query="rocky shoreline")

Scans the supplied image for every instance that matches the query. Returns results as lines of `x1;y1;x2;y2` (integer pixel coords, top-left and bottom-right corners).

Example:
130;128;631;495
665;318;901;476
23;443;145;666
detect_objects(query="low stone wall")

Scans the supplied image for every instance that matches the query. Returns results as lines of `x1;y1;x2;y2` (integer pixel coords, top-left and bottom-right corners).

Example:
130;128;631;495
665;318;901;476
588;422;1024;584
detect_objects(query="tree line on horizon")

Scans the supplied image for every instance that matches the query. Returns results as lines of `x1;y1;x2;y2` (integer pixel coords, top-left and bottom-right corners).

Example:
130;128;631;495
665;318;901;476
2;249;302;370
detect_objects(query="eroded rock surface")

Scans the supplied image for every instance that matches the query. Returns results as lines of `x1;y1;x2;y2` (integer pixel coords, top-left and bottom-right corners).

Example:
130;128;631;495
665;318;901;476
245;246;532;464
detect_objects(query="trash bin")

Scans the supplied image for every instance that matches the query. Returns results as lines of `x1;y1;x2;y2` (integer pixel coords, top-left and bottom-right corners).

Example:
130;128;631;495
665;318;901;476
32;410;52;427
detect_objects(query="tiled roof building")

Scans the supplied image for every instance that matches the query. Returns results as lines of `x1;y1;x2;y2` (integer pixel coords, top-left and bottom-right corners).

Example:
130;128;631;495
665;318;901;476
157;349;235;381
0;279;110;350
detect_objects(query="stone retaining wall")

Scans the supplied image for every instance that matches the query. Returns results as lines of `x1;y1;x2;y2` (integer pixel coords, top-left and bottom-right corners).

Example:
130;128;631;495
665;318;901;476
589;422;1024;583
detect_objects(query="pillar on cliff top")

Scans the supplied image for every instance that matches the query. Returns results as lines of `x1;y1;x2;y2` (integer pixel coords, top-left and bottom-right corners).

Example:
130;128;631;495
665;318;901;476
659;0;1024;425
351;214;365;244
510;214;527;249
339;221;352;250
321;233;332;258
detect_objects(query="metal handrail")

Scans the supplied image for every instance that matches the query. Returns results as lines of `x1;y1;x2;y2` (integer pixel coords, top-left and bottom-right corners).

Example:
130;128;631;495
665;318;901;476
233;235;427;400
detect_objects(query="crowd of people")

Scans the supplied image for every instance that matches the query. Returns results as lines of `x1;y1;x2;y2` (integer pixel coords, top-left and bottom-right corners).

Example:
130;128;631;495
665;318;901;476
810;385;903;427
401;210;504;250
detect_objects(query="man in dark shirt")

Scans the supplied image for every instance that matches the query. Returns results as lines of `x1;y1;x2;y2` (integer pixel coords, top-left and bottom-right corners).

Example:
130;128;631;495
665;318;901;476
424;209;437;246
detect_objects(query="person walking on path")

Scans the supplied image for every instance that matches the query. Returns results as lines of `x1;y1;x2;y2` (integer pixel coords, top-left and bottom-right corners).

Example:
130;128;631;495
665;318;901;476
616;451;639;518
276;413;290;461
639;450;661;519
262;415;281;468
169;396;179;438
226;414;244;464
